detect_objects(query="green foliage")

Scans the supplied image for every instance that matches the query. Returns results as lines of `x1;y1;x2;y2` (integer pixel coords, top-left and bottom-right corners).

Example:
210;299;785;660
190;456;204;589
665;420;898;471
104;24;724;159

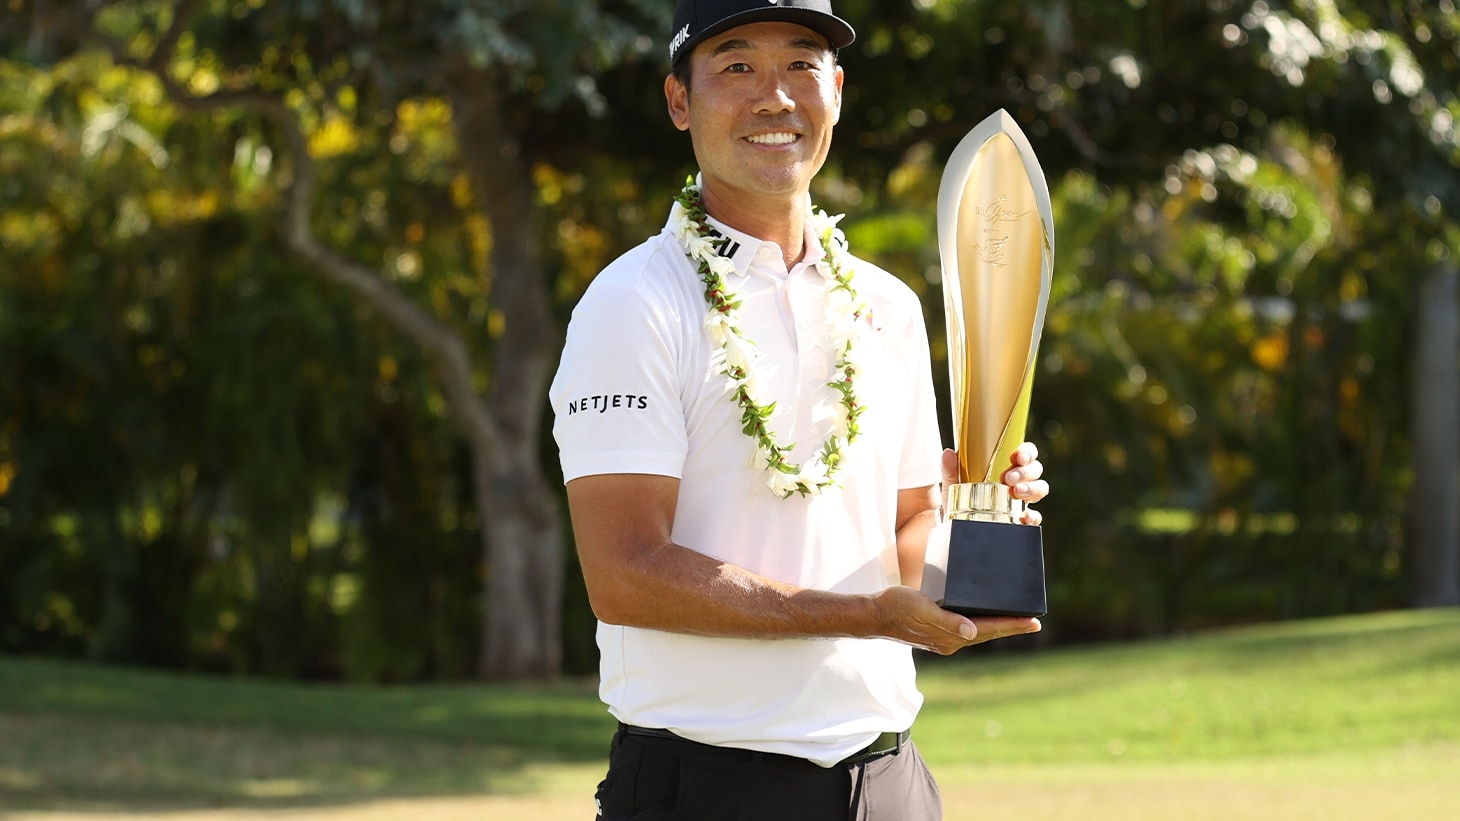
0;51;482;679
0;0;678;681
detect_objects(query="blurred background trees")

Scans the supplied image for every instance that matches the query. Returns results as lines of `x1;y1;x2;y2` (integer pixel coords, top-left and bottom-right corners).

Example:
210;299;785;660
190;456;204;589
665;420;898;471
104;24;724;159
1;0;1456;681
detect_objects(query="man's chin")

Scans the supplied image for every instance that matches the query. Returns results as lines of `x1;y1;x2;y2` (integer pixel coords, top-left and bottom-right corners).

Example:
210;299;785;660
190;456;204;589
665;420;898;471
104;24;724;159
719;163;821;198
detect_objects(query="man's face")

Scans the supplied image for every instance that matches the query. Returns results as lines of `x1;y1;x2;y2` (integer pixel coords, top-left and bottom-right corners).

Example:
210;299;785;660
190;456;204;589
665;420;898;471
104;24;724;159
666;21;844;206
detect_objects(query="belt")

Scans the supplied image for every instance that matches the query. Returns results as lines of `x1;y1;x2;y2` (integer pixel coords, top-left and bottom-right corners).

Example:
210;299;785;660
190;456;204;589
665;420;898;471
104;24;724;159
619;724;911;767
842;729;911;765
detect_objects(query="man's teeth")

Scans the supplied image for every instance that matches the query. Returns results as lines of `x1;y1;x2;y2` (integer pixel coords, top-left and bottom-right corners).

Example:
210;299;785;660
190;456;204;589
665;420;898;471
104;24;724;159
748;133;797;145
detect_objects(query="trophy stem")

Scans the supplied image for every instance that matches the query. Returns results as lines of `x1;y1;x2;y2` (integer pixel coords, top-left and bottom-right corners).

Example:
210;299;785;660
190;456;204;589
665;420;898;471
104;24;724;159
947;482;1025;524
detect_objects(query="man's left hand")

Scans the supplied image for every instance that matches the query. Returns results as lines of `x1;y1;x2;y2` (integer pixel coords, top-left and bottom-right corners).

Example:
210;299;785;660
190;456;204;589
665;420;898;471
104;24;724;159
941;443;1048;526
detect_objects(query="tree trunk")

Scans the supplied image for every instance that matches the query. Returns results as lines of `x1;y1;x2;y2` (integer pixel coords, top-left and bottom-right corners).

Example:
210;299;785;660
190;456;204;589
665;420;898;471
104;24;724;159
1411;262;1460;608
448;69;565;680
262;75;564;679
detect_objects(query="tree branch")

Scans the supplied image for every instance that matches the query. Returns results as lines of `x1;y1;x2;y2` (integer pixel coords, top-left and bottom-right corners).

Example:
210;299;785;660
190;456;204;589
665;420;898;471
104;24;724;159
262;96;508;467
90;14;510;472
149;0;204;74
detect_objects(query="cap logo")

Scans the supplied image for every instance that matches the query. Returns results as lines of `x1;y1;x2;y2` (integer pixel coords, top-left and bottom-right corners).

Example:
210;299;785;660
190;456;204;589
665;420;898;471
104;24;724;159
669;23;691;61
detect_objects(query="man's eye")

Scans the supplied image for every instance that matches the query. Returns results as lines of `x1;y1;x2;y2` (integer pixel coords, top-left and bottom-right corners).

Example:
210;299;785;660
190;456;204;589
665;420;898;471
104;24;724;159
725;62;751;73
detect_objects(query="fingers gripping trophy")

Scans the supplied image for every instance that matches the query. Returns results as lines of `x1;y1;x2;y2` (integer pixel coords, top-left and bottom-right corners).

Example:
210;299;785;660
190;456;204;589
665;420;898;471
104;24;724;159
922;110;1053;618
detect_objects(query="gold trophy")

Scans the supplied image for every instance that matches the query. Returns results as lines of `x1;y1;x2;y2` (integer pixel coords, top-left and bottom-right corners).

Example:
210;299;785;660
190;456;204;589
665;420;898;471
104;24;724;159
923;109;1052;618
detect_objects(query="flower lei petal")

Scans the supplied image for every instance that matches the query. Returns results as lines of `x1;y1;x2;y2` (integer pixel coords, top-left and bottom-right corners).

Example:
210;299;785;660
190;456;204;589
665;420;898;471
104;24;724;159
671;178;866;498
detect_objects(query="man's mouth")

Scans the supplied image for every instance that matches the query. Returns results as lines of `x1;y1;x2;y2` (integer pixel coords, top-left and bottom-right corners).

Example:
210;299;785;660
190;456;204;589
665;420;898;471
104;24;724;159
746;132;799;146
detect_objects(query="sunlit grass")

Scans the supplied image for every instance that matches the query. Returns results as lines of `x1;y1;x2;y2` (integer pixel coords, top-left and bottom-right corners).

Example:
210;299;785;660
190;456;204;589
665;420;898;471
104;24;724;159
914;608;1460;764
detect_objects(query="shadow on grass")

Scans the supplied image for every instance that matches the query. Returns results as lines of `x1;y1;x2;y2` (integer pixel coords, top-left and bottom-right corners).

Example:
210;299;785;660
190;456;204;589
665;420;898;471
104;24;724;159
0;710;603;814
0;657;616;813
0;657;617;760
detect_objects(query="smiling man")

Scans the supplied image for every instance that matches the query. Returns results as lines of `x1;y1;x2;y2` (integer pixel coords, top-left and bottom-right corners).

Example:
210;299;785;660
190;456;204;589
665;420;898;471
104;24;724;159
549;2;1049;819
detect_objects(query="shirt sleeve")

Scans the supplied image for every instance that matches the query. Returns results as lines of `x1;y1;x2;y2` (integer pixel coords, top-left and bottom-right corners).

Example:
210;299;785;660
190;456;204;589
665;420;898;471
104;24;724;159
550;278;689;483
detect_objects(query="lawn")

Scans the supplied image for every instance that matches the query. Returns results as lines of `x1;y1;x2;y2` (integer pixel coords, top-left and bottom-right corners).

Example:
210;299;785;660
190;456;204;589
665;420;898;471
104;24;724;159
2;608;1457;820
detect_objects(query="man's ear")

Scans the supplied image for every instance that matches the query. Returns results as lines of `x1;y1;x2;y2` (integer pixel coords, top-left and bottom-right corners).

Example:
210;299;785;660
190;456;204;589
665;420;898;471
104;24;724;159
665;73;691;132
831;64;844;126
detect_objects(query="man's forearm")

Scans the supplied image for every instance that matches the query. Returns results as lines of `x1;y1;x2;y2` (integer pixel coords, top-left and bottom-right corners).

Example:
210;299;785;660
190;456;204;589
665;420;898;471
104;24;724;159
895;507;938;589
583;527;1034;656
586;537;883;639
568;474;991;652
894;483;942;589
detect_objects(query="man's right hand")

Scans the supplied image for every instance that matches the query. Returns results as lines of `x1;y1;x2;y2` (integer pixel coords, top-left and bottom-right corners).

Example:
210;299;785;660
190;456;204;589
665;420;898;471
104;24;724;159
871;584;1040;655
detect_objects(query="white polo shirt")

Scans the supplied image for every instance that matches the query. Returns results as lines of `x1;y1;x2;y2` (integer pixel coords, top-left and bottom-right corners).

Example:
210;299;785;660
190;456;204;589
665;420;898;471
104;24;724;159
550;202;943;767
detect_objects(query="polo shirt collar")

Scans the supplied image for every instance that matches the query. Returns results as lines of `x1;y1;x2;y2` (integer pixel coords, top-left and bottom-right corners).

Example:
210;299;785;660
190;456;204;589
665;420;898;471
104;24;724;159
664;192;833;283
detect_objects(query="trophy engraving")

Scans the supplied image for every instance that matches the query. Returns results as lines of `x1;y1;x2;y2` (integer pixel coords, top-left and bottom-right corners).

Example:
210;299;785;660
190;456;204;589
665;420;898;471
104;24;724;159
924;109;1053;618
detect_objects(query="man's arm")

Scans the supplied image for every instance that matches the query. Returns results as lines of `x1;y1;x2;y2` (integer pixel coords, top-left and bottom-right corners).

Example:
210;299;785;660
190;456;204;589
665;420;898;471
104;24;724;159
895;483;940;590
566;473;1038;654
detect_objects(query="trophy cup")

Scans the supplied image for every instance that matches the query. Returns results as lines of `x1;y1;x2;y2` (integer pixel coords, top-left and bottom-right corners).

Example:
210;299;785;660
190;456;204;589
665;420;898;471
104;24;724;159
922;109;1053;618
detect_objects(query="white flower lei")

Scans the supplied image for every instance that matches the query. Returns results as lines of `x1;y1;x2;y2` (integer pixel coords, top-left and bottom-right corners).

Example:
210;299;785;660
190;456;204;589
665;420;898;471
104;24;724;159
669;179;868;498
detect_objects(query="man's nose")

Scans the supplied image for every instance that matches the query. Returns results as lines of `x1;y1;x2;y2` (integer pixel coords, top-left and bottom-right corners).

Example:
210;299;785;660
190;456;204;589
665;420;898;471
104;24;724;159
753;71;796;114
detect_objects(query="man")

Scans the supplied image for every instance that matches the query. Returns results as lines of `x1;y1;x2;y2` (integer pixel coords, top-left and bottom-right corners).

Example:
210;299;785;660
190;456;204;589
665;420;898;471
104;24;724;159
549;2;1048;818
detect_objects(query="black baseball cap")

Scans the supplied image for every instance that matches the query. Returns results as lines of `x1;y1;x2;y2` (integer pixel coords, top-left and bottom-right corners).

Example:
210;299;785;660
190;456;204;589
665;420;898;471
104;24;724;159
669;0;856;68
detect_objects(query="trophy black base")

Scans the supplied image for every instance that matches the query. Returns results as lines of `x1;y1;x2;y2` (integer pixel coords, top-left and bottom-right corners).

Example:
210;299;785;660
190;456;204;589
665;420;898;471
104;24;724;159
939;518;1047;618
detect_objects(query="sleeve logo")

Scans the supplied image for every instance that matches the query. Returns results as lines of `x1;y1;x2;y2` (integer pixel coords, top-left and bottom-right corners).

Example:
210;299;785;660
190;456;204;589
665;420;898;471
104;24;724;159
567;394;649;415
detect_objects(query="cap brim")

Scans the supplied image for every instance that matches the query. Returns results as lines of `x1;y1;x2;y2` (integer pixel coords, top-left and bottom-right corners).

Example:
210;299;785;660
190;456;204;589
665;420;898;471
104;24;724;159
674;9;856;66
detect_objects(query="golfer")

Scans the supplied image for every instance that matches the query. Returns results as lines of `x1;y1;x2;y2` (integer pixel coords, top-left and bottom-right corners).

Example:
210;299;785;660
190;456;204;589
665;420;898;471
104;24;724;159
550;2;1049;818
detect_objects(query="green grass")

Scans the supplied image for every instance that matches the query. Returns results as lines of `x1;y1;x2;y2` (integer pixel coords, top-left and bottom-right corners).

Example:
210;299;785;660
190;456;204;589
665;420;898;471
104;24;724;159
1;608;1458;817
915;608;1460;764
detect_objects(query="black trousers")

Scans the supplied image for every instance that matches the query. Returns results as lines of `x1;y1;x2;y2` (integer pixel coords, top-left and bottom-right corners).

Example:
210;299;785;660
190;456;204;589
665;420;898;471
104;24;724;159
593;725;943;821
